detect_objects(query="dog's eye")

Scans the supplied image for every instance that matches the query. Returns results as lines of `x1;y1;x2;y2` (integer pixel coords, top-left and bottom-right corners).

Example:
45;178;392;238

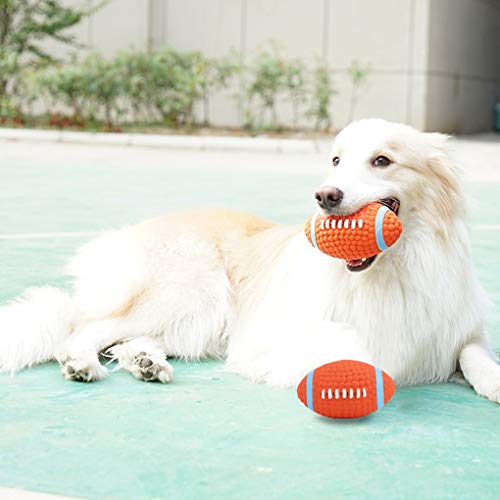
332;156;340;166
372;156;392;168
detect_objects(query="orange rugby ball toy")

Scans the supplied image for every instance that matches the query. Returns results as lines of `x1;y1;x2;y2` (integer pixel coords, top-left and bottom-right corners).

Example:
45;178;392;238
305;201;402;265
297;360;396;419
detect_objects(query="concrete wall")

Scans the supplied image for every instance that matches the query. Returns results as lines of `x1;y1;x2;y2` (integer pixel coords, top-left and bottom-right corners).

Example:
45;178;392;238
50;0;500;133
145;0;431;130
426;0;500;133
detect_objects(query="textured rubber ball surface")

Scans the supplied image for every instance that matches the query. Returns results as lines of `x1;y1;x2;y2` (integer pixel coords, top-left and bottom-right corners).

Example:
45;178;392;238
297;360;396;419
305;202;402;260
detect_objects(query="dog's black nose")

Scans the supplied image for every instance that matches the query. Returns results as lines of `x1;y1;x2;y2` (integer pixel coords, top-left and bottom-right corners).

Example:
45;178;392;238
314;186;344;209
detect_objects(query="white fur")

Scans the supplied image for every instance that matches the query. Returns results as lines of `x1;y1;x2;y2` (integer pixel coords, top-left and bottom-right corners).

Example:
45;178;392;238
107;337;174;383
66;228;147;320
0;287;75;373
0;119;498;403
68;227;232;359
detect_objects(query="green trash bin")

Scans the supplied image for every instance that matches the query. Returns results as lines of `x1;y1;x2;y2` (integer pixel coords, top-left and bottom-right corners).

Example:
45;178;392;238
495;102;500;132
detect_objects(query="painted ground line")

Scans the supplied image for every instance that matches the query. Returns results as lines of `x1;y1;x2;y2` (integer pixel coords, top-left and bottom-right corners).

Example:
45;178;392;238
0;231;102;240
0;224;499;241
473;225;500;231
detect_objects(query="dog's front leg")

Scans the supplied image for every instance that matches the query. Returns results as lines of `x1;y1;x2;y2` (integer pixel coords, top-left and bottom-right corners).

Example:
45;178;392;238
459;337;500;403
245;321;373;388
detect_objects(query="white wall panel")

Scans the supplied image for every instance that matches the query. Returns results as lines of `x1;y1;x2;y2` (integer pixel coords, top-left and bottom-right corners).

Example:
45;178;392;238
32;0;500;132
329;0;413;71
89;0;148;55
245;0;325;61
164;0;242;57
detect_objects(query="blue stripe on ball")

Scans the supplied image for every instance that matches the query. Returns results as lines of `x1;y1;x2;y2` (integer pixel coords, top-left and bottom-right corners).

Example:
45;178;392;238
306;370;315;411
375;366;385;409
375;205;390;251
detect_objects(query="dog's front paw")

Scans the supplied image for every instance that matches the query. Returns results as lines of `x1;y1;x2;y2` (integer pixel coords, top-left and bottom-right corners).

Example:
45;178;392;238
472;376;500;404
131;352;173;383
61;353;107;382
484;383;500;404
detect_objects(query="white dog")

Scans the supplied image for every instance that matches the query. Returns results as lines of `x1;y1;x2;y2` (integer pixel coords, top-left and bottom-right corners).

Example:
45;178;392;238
1;119;499;403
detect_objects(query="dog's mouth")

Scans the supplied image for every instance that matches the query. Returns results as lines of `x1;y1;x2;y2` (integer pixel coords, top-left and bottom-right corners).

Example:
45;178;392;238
345;197;400;273
345;255;377;272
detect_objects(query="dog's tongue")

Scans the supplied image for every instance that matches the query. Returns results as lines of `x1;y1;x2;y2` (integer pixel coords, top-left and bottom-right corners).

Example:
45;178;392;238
346;258;364;267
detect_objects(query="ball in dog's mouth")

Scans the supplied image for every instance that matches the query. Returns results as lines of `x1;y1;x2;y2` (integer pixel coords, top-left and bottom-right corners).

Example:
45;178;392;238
345;197;400;273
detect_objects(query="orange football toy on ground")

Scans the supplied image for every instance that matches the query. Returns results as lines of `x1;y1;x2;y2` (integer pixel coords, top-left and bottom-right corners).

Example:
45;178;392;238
297;360;396;419
305;201;402;261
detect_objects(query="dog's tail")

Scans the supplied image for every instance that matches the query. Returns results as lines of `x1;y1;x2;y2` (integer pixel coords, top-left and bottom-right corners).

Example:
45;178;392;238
0;287;76;373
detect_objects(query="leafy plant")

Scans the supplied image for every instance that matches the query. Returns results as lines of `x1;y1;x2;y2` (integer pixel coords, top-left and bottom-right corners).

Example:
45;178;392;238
82;53;123;127
36;60;92;123
118;48;208;127
156;49;205;126
0;48;38;121
2;40;348;132
0;0;103;118
245;48;289;131
347;60;370;123
0;48;20;119
115;51;153;122
307;65;334;131
199;52;239;126
33;49;238;129
285;59;307;128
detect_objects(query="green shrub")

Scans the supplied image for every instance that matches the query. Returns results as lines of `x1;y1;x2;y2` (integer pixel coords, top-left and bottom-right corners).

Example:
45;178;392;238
285;59;307;128
3;43;356;132
34;49;238;128
244;49;313;132
199;52;240;126
0;48;37;120
114;51;153;122
307;65;335;131
245;48;289;130
37;54;124;127
36;61;93;123
0;49;21;119
0;0;102;119
118;49;208;127
82;53;123;127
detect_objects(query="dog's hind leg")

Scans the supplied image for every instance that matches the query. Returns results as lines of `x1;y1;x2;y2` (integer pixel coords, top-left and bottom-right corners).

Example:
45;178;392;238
106;337;173;383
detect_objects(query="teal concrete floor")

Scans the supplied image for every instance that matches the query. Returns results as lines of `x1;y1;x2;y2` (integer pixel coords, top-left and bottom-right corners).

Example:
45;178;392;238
0;146;499;499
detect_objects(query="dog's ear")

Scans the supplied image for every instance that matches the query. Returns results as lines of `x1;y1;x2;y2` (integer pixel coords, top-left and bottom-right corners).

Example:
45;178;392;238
422;132;466;232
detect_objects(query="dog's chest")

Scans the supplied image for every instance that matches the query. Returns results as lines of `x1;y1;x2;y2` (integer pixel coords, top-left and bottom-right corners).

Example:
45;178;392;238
328;271;461;385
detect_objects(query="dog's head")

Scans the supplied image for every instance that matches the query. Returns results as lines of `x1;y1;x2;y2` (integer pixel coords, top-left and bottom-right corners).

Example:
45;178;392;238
315;119;464;272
